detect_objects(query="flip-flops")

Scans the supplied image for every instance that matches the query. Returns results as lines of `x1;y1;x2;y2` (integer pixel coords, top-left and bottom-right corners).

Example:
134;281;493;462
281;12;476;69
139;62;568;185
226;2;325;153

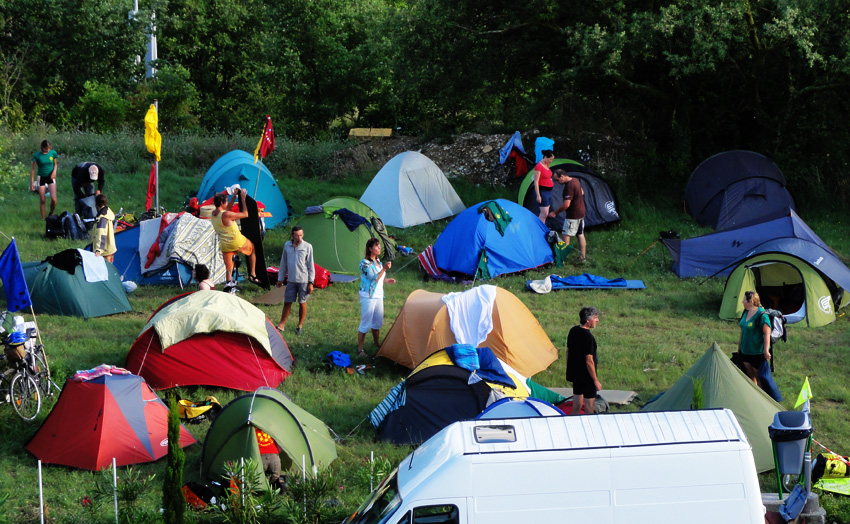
247;274;261;285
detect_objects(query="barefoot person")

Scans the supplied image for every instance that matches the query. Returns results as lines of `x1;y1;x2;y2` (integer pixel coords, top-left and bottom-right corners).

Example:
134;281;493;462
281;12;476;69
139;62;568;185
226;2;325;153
211;189;258;291
276;226;314;335
357;238;395;356
566;306;601;415
30;139;59;219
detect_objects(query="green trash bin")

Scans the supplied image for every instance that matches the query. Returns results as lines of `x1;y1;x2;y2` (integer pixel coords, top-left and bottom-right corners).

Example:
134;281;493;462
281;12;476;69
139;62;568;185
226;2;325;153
769;410;813;497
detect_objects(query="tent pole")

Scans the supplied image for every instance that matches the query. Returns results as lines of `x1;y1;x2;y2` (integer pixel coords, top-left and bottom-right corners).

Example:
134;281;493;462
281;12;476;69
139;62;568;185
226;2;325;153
38;460;44;524
154;99;159;217
113;458;118;524
253;162;262;200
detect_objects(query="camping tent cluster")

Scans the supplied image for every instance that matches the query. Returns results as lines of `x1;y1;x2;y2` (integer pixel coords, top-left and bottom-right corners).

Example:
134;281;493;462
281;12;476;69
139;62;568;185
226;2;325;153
667;151;849;327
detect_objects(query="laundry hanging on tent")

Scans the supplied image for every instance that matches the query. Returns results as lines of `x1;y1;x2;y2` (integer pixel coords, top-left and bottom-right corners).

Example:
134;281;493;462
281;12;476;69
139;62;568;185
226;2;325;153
477;201;512;235
331;208;372;232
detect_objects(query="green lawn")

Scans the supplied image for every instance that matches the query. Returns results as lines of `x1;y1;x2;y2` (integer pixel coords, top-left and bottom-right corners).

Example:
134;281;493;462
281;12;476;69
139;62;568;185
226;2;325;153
1;138;849;523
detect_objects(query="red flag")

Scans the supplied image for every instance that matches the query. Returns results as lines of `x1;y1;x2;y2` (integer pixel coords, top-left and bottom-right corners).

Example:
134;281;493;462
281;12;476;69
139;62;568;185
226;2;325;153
253;116;275;163
145;164;156;211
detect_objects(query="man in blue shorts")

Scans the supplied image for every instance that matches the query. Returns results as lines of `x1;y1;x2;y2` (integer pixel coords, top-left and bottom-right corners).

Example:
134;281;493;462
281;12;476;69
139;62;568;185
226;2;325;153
566;306;601;415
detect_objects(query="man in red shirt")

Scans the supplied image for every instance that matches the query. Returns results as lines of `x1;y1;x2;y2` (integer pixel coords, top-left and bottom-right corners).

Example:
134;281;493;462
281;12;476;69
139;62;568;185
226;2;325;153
549;169;587;262
256;428;285;492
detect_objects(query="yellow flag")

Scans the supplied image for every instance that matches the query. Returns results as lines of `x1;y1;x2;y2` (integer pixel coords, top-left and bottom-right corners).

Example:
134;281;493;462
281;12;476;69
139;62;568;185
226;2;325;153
795;377;813;409
144;104;162;161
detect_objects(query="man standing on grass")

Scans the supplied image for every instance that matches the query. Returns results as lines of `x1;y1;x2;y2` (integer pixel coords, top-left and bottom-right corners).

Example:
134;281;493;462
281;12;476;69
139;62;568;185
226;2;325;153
549;168;587;262
276;226;314;335
566;306;601;415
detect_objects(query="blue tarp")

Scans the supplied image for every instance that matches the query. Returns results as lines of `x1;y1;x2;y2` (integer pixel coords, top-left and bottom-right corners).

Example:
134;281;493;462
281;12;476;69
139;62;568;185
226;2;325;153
198;150;289;229
534;137;555;163
433;199;553;278
662;211;833;278
499;131;526;164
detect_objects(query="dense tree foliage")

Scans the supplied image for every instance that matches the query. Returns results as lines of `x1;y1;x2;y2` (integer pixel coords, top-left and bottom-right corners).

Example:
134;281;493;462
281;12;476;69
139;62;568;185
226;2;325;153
3;0;849;197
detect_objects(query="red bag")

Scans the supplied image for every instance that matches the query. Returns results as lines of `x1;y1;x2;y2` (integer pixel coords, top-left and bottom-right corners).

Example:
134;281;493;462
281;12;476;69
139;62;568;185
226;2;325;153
314;264;331;289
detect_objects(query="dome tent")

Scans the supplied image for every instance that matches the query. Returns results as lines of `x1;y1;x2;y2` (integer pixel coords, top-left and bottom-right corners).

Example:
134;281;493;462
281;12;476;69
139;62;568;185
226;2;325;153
26;372;196;470
433;199;552;279
377;287;557;377
360;151;465;228
201;387;337;491
198;150;290;229
517;158;620;229
296;196;394;274
22;250;131;318
126;292;293;390
685;150;795;231
718;238;850;327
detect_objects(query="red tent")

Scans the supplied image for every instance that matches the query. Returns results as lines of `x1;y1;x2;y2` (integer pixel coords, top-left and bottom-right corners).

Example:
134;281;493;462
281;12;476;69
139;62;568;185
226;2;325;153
125;292;293;390
26;372;196;470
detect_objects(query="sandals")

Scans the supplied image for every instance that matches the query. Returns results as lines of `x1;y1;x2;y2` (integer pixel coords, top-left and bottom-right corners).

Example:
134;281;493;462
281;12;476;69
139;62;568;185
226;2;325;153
247;274;262;285
357;349;368;357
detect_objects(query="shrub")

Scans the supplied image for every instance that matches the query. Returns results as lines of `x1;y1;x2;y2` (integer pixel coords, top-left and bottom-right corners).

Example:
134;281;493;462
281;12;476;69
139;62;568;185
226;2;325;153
73;81;129;133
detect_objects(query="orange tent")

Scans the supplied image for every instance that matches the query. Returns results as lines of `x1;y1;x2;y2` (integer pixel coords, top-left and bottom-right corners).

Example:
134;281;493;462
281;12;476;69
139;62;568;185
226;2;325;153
377;288;557;377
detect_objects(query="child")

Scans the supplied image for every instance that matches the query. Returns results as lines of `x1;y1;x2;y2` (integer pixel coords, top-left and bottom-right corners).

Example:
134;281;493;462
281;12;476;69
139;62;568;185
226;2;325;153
92;194;116;262
194;264;215;290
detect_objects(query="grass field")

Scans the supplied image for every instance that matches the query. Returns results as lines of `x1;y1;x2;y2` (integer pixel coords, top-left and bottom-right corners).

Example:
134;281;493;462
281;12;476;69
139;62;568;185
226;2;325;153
1;132;849;523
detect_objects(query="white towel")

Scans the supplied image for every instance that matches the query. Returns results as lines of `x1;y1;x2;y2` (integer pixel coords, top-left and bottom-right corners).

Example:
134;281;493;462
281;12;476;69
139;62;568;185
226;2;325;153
441;284;497;346
78;249;109;282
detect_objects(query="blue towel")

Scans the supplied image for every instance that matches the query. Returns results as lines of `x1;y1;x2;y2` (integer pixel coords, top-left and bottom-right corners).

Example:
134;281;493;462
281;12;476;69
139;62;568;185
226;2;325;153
445;344;479;371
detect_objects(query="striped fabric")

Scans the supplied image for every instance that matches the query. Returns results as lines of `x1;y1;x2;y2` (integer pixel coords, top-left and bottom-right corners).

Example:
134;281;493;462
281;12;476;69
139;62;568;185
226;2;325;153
418;244;443;277
369;382;406;428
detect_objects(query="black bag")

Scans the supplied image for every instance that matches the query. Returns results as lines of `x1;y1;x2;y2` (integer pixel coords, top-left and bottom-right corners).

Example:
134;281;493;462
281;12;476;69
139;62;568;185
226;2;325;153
45;214;64;239
61;212;89;240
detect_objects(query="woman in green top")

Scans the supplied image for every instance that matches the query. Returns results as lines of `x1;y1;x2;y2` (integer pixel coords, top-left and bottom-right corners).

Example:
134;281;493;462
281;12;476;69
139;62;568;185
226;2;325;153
30;139;59;219
738;290;772;385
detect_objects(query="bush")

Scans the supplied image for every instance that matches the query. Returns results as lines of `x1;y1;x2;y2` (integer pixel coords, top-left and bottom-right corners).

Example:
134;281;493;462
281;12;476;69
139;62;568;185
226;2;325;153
73;81;129;133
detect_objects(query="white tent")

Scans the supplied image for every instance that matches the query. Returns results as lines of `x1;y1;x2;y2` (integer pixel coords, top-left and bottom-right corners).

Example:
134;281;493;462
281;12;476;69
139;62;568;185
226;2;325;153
360;151;465;228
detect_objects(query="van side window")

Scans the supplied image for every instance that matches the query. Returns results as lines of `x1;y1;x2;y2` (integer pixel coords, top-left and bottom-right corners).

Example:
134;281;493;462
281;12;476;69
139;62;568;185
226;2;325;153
394;511;410;524
412;505;459;524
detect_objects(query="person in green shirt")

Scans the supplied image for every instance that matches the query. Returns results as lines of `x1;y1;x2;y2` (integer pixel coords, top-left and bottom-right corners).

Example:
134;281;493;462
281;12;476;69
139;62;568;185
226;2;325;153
30;139;59;219
738;290;772;385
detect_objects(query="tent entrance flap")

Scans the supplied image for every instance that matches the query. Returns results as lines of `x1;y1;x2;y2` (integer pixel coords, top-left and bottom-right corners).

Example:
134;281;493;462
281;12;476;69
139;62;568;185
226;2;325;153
747;262;805;318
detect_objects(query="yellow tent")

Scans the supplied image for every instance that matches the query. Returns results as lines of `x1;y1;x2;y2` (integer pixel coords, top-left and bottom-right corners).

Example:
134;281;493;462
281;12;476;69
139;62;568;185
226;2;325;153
377;288;557;377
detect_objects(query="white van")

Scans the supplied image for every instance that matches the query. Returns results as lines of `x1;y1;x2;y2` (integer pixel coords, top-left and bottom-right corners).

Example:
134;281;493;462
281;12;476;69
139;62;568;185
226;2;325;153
345;409;765;524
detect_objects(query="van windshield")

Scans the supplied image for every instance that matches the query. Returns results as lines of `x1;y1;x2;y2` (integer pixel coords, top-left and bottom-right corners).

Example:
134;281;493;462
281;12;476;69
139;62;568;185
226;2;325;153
346;467;402;524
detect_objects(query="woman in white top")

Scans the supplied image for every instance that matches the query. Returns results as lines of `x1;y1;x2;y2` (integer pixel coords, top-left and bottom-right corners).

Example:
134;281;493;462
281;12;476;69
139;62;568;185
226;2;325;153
357;238;395;356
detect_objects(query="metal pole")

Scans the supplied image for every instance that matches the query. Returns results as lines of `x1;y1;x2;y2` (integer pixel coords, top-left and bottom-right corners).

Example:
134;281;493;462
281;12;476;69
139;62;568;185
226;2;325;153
113;458;118;524
154;99;159;216
38;460;44;524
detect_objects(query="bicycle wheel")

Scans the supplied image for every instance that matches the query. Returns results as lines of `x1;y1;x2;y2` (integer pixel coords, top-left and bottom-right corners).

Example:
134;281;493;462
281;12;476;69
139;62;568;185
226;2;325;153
0;369;13;405
28;346;53;397
10;373;41;421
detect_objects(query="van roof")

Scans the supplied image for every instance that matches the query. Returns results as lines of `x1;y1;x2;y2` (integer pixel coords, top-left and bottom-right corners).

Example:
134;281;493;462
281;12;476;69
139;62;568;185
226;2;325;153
400;409;750;496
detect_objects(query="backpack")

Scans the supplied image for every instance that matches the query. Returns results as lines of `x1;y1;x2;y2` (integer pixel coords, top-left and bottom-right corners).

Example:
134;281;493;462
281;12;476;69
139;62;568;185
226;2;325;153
763;308;787;345
45;214;64;239
60;212;89;240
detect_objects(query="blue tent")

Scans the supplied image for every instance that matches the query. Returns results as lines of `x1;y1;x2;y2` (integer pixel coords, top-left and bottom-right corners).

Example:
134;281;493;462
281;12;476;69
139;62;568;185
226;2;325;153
111;225;193;286
433;199;553;279
662;210;827;278
685;151;795;231
198;150;289;229
476;397;562;419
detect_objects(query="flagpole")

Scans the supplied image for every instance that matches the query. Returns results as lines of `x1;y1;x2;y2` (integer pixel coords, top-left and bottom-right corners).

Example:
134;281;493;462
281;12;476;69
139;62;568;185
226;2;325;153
154;99;160;216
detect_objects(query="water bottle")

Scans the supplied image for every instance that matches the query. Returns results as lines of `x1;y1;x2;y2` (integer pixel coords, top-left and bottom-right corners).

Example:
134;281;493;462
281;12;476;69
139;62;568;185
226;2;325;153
12;316;24;333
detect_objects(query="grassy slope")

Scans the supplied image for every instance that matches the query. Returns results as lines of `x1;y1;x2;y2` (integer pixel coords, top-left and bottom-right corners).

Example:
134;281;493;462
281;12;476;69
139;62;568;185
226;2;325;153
1;136;849;523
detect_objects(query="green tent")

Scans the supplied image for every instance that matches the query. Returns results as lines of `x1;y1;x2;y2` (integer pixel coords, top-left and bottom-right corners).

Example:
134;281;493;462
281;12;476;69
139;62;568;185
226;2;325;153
641;342;784;473
297;196;388;274
201;387;337;490
21;257;131;318
719;252;848;328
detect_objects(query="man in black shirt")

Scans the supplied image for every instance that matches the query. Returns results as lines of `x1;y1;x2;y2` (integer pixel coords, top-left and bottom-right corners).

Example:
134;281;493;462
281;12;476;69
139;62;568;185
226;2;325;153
71;162;105;199
566;306;601;415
